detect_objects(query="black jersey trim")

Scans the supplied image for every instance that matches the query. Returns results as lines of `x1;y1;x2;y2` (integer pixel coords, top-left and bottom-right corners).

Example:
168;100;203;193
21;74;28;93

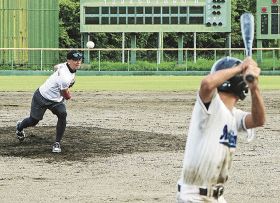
66;63;76;73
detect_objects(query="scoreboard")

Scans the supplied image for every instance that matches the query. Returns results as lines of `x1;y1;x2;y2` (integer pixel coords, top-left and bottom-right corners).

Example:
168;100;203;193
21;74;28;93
80;0;231;33
257;0;280;39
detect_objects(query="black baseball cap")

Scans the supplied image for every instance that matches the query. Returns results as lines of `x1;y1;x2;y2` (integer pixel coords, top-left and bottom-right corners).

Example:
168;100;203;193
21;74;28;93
67;50;83;60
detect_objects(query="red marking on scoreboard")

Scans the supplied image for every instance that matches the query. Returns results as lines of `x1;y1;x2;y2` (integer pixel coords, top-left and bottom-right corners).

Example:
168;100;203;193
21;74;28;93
261;7;267;13
272;0;277;4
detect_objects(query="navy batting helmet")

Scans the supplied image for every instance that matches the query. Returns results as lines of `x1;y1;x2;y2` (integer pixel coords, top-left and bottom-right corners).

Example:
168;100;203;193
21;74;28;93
67;50;83;61
211;56;248;100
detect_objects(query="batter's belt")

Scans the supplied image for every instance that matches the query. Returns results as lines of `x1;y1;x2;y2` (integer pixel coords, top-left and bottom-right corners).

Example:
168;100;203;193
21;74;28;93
178;183;224;199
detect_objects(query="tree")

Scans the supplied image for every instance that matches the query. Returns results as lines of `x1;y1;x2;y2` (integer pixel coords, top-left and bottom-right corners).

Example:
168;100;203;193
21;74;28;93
59;0;80;48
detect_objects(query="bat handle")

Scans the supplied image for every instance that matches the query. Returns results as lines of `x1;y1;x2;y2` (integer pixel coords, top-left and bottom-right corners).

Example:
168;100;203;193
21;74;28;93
244;55;254;83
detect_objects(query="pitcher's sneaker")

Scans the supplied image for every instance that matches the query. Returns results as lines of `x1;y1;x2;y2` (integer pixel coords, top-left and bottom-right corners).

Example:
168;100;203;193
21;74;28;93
52;142;61;153
16;121;25;141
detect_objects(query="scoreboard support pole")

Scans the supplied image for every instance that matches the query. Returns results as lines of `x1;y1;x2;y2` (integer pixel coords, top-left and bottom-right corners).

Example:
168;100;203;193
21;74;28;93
257;40;263;63
130;33;136;64
81;33;90;64
193;32;197;63
157;32;163;65
122;32;125;64
178;33;184;65
225;33;231;56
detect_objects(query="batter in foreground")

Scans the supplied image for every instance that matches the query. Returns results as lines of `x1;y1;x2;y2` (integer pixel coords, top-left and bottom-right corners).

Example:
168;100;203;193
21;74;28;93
177;56;266;202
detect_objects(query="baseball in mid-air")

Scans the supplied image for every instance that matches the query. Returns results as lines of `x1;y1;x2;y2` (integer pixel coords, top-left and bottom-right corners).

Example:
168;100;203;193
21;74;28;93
86;41;95;48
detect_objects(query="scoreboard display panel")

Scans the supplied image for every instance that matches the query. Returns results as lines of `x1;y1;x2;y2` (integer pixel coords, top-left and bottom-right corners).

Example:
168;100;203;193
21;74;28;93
80;0;231;33
257;0;280;39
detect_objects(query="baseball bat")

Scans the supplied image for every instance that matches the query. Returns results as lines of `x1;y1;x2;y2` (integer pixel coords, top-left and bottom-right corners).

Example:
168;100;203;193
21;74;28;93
240;13;255;83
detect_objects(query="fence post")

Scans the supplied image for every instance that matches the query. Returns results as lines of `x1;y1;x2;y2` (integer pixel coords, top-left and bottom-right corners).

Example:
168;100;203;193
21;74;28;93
157;48;160;67
11;51;14;70
127;50;130;71
214;49;217;62
185;50;188;72
273;49;275;71
122;32;125;64
40;49;43;71
98;50;101;71
194;32;197;63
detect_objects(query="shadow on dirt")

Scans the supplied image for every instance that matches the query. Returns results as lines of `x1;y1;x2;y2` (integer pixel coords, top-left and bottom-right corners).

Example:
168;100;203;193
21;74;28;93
0;126;185;162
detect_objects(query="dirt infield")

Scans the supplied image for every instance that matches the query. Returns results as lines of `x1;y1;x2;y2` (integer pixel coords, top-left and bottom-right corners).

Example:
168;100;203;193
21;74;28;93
0;90;279;203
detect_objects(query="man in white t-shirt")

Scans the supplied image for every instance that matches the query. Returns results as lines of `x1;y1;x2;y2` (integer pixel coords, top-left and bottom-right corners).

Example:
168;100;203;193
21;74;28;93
16;50;82;153
177;57;266;202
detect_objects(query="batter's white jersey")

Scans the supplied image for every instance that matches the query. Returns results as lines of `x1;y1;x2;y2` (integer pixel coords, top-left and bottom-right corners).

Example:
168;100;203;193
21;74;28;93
39;63;75;102
180;91;255;187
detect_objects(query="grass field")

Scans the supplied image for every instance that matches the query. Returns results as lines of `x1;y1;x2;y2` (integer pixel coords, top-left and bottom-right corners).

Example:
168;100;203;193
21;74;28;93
0;75;279;91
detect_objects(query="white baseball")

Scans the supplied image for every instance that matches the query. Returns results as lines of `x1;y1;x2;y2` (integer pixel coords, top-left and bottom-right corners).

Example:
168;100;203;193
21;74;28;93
86;41;95;48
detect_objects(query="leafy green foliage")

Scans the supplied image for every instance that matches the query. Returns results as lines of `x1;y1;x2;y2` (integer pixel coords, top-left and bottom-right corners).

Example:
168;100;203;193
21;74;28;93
59;0;80;48
88;59;215;72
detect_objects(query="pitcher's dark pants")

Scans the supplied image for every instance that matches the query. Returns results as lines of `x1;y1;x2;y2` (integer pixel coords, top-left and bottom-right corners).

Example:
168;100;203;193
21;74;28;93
18;89;67;143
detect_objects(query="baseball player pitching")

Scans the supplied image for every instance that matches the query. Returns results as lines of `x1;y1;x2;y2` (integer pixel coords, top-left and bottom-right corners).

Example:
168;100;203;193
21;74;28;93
177;56;266;202
16;50;82;153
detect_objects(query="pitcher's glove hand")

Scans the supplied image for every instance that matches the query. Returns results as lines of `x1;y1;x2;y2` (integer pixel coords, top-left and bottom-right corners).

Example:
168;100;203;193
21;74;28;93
61;89;71;100
69;81;75;88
